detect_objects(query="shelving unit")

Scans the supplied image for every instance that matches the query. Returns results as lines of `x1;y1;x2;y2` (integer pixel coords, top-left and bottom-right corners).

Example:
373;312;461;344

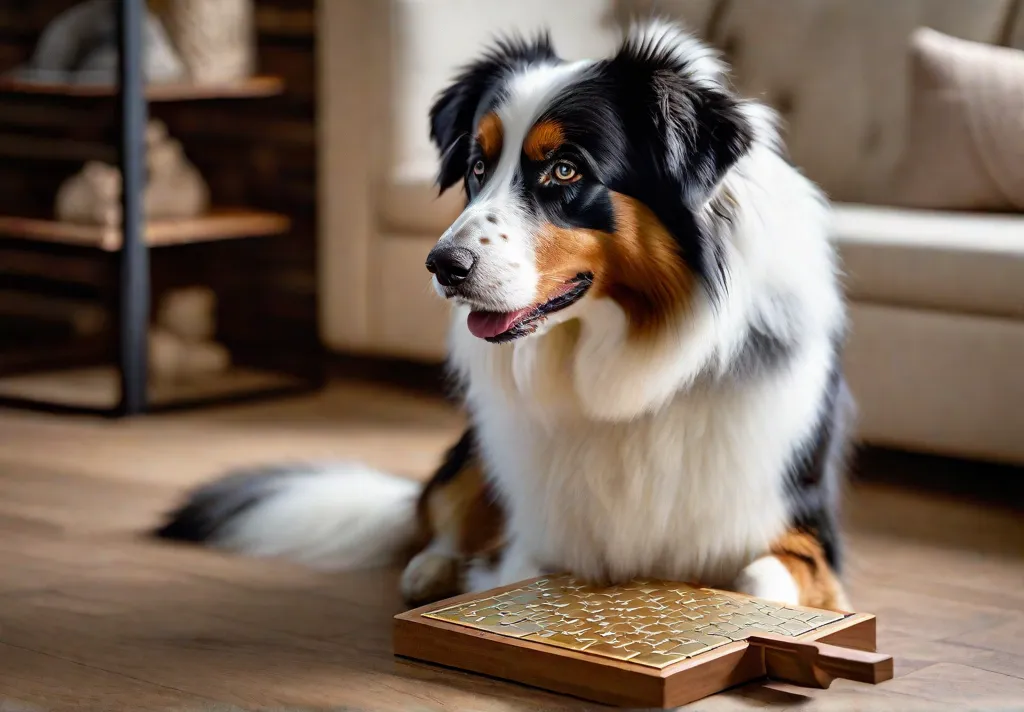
0;75;285;101
0;0;322;417
0;210;291;250
0;365;305;413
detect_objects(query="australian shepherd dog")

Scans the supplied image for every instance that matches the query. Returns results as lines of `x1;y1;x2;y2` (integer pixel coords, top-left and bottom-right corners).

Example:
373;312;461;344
156;20;853;612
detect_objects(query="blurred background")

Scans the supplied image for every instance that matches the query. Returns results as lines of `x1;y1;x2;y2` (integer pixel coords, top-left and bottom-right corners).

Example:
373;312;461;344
0;0;1021;457
0;1;1022;710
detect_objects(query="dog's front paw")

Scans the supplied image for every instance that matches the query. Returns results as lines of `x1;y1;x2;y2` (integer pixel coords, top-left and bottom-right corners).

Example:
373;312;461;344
732;555;801;606
400;549;461;606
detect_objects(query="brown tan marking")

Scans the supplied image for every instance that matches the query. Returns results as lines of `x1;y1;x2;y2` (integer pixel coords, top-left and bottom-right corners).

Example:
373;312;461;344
769;530;850;612
457;476;505;561
532;192;694;336
406;445;506;604
523;119;565;161
476;112;503;163
417;455;503;555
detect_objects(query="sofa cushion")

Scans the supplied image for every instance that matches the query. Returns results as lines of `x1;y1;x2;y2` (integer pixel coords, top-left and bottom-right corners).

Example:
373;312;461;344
844;302;1024;464
1009;3;1024;50
889;29;1024;210
705;0;1014;204
834;203;1024;319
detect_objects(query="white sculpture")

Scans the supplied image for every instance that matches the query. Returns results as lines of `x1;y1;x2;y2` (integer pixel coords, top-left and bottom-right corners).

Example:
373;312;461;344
55;119;210;226
149;286;231;383
8;0;186;86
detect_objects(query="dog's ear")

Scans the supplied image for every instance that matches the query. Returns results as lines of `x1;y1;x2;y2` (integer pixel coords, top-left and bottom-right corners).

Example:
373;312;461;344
610;20;753;205
430;32;559;193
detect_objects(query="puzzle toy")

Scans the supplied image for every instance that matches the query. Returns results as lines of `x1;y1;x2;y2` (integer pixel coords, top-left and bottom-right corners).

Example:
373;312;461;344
394;575;893;707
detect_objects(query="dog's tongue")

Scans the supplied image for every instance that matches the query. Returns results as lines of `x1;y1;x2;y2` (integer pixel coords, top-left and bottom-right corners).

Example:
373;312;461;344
467;308;532;339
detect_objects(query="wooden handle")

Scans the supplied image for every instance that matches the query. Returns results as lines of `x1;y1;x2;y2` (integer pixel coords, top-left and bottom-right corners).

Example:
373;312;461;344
747;633;894;689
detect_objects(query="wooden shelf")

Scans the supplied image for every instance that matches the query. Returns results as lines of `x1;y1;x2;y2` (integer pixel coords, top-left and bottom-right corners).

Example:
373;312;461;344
0;76;284;101
0;365;306;410
0;210;291;250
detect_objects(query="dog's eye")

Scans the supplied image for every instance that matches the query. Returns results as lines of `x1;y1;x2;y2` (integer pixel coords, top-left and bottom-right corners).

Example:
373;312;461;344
552;161;579;184
472;160;486;178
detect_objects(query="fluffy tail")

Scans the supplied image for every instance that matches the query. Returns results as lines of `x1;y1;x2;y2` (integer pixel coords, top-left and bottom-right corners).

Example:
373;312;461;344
153;462;421;571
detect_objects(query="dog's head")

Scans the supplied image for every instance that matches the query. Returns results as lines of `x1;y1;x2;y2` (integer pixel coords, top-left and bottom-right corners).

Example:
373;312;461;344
426;20;754;344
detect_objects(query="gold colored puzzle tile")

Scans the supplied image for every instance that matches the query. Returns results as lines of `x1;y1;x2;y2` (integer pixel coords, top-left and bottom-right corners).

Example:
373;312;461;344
665;639;713;657
780;619;813;635
638;623;672;635
467;621;537;637
524;631;597;651
583;642;641;660
604;622;639;634
497;615;531;628
770;607;802;620
620;641;658;656
509;620;545;634
702;622;740;637
631;652;688;668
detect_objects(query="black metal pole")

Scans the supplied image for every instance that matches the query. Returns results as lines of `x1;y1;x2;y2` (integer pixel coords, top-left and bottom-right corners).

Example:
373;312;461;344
116;0;149;415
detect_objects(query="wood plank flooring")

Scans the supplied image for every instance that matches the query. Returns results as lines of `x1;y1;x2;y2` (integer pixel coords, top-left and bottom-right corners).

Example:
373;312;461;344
0;380;1021;711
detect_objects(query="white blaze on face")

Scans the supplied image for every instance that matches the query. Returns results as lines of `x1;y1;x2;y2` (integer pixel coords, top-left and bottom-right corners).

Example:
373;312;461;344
432;60;592;313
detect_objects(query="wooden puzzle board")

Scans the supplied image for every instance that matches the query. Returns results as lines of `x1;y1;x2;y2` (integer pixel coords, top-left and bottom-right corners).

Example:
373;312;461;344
395;575;882;708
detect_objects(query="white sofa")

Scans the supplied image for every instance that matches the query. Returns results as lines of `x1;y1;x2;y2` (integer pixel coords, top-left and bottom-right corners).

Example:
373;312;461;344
317;0;1024;464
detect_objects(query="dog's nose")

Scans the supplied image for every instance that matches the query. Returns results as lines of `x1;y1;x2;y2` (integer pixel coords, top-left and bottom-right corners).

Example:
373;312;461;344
426;246;477;287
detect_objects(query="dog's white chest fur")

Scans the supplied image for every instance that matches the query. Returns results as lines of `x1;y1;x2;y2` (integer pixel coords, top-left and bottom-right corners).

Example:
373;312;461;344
482;391;791;587
451;301;834;590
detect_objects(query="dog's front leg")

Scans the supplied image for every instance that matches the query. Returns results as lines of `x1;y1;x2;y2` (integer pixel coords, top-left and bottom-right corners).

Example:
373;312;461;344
731;555;802;606
731;531;851;612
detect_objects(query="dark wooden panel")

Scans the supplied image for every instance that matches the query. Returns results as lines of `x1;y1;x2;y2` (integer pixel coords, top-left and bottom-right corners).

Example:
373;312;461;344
0;39;30;69
0;1;81;34
0;244;110;286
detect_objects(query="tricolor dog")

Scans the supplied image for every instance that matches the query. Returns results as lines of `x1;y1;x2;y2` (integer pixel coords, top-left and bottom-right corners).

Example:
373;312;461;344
156;20;852;613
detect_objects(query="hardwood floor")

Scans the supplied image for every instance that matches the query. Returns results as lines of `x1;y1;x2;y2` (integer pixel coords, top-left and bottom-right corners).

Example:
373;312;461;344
0;379;1022;711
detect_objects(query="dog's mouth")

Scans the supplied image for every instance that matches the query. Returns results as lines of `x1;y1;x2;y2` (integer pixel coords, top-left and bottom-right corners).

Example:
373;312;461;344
467;273;593;343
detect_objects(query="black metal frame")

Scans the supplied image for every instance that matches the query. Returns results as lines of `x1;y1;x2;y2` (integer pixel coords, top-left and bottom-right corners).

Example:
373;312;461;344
117;0;149;416
0;0;324;417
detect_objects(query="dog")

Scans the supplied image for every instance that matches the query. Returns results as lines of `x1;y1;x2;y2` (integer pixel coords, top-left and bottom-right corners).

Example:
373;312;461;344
155;19;853;612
